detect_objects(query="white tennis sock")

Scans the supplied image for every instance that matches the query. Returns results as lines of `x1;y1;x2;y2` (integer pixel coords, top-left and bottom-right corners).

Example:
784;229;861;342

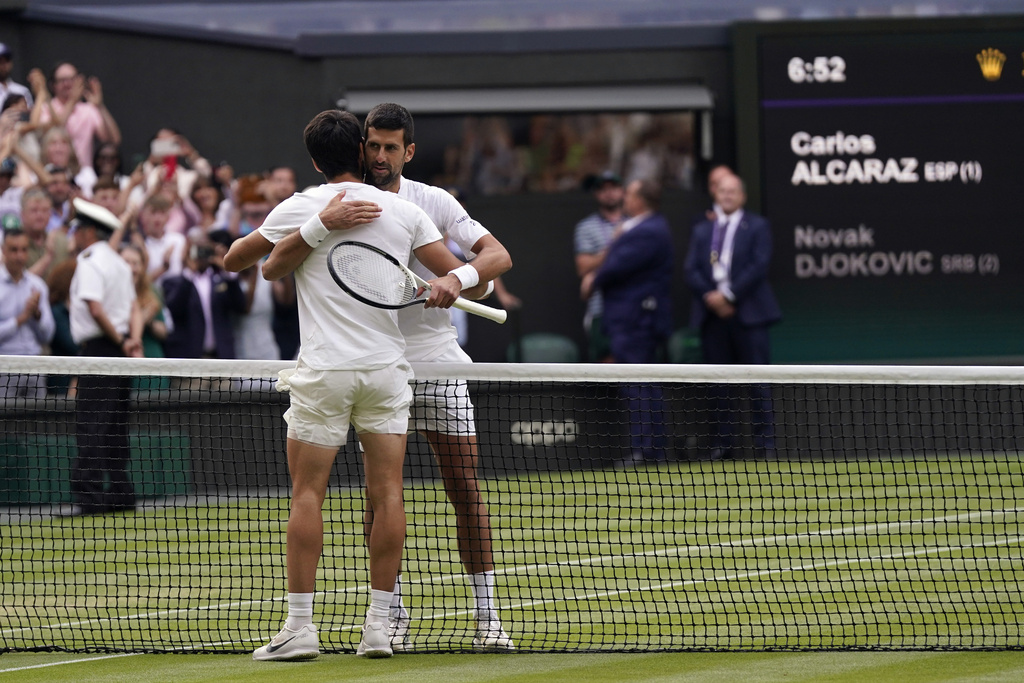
390;574;409;620
368;589;393;620
284;592;314;630
470;571;497;622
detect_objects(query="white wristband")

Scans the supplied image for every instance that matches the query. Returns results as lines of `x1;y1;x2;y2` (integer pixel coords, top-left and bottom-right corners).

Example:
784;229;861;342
298;214;329;247
448;263;479;289
484;280;495;296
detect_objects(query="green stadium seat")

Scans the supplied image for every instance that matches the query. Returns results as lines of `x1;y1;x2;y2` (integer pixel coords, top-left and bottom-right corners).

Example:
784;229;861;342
667;328;702;364
507;333;580;363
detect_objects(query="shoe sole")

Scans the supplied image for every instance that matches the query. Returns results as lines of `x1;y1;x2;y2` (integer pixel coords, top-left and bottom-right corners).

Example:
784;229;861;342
358;648;393;659
253;649;319;661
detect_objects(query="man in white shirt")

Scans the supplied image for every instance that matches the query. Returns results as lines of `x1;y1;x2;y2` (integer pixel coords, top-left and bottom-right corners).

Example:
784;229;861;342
140;194;187;281
68;198;143;516
224;109;482;661
0;227;55;398
0;44;32;111
320;102;516;652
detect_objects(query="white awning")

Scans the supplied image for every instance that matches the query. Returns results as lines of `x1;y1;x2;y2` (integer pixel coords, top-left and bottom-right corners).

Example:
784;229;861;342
342;84;714;115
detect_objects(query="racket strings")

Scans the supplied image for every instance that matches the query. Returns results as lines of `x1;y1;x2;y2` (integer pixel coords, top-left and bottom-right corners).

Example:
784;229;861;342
330;245;418;306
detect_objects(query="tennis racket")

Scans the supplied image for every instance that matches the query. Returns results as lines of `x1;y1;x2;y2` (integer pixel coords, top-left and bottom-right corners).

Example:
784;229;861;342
327;240;508;324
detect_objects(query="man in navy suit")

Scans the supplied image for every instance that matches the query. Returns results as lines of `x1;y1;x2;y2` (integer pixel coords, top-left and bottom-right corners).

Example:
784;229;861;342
588;178;673;464
162;230;246;359
684;173;781;459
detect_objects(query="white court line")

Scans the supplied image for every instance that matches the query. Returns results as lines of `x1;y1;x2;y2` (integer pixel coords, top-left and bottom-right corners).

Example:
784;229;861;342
0;653;140;674
4;505;1021;640
405;534;1024;626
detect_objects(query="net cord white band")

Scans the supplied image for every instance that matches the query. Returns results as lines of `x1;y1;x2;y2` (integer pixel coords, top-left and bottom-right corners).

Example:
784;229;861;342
2;355;1024;385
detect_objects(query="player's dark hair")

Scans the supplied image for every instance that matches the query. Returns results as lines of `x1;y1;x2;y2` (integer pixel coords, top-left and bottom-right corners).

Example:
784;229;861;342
303;110;363;180
364;102;415;147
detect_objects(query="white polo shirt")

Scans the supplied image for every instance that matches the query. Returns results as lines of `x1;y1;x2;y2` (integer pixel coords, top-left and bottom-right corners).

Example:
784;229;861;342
396;177;490;361
145;231;187;279
70;240;136;344
260;181;442;371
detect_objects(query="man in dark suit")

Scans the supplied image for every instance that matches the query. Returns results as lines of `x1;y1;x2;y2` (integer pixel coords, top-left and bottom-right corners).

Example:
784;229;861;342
162;230;246;359
588;178;673;464
684;173;781;459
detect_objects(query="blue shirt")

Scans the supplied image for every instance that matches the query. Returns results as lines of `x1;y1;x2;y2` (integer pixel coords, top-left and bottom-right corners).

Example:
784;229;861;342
573;211;617;322
0;264;55;355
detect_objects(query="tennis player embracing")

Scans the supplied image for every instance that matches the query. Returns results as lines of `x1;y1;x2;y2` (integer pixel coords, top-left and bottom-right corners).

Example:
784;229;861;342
224;109;487;660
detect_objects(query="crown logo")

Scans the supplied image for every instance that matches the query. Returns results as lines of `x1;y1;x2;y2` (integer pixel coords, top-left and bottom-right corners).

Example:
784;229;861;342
976;48;1006;81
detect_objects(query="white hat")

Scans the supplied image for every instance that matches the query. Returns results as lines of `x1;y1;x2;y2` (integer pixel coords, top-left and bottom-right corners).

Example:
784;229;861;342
72;197;122;234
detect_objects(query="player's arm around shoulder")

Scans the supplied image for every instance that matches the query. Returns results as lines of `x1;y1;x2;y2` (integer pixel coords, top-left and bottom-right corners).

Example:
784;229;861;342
317;190;382;231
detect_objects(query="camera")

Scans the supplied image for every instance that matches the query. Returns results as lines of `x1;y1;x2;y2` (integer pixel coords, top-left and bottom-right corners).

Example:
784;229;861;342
150;138;181;158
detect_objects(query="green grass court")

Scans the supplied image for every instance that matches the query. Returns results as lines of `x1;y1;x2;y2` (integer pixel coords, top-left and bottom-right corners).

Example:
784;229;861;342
4;650;1024;682
4;457;1022;658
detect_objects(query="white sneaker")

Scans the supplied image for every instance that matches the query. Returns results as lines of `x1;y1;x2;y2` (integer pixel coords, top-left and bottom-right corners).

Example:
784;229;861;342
252;624;319;661
473;620;515;651
357;617;393;658
388;614;414;652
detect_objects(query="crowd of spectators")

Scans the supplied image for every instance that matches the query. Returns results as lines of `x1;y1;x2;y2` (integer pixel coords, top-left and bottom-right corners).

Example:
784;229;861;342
0;50;301;386
429;112;696;197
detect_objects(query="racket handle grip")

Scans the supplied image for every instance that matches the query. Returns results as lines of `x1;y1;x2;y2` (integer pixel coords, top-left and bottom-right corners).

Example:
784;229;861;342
453;297;508;324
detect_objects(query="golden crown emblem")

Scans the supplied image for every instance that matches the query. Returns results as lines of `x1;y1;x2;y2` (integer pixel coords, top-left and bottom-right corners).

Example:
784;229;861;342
976;48;1006;81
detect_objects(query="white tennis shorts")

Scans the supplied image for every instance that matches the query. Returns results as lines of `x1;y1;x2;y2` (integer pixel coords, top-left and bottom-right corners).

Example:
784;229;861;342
279;357;413;447
410;342;476;437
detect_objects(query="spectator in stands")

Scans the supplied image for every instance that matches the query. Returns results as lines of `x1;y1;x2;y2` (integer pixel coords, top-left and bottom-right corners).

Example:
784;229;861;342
92;142;134;194
0;44;32;111
90;175;121;215
45;257;78;395
0;151;21;221
42;164;74;233
264;165;296;206
120;244;167;361
231;174;271;236
231;177;297;358
68;198;141;515
684;173;782;460
1;95;47;191
133;128;212;216
39;126;94;196
573;169;623;362
234;249;280;360
21;186;71;280
88;175;142;248
139;193;186;281
0;226;55;399
38;62;121;175
184;174;228;232
586;178;673;465
161;229;245;359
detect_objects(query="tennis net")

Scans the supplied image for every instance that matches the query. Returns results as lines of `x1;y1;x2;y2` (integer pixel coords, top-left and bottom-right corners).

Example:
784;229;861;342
1;355;1023;653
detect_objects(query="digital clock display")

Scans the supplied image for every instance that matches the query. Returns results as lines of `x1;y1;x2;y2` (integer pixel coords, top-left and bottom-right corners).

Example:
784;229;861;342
787;56;847;83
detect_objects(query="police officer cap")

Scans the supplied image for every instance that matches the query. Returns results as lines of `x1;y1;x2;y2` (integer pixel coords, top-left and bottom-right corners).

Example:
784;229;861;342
72;198;122;235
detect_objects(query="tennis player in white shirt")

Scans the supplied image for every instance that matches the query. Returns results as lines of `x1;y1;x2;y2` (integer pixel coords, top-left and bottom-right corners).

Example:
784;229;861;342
225;109;489;661
317;103;515;651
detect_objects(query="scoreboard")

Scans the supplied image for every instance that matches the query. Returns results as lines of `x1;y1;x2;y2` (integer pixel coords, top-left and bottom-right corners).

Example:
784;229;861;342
734;17;1024;362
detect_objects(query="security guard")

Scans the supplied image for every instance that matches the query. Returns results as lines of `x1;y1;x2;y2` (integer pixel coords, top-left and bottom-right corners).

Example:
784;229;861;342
68;198;142;515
